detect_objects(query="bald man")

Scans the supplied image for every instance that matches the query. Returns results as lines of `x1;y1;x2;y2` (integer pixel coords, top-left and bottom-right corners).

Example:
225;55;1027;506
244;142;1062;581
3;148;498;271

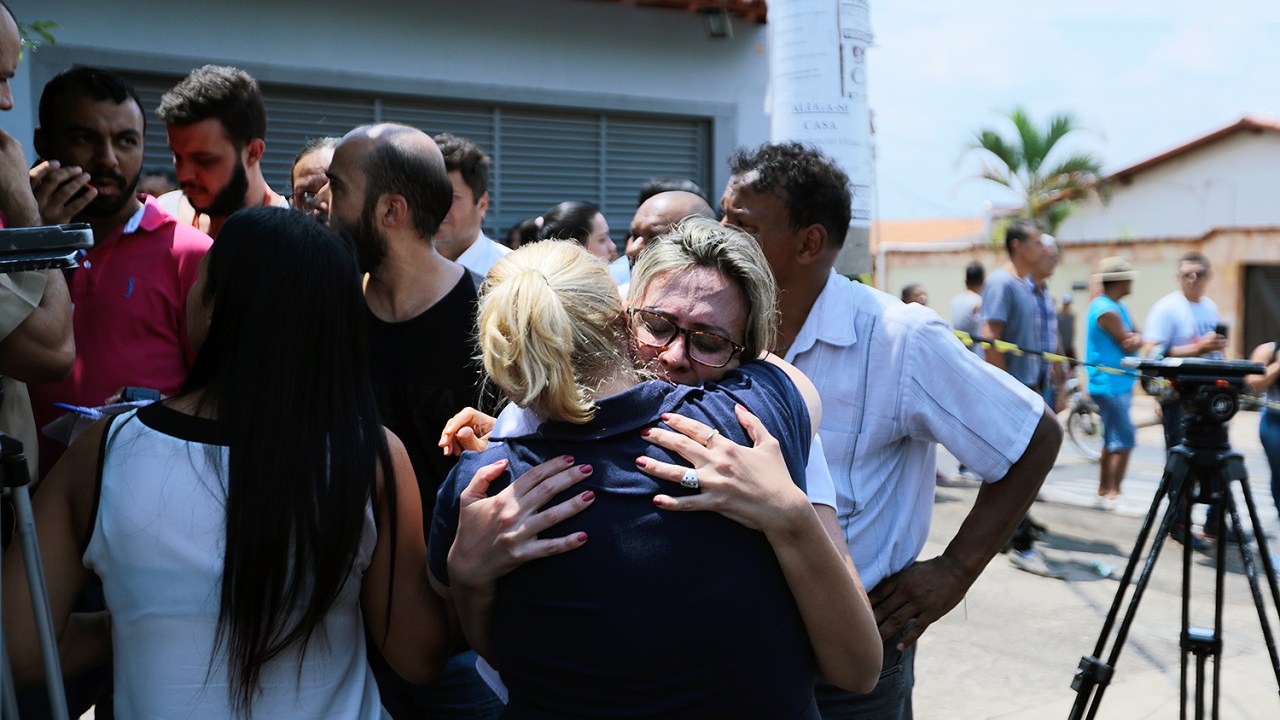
610;189;715;289
324;124;498;719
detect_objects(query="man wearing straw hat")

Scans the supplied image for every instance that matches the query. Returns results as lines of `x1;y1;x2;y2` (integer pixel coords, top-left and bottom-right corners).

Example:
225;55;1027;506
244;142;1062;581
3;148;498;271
1086;257;1142;510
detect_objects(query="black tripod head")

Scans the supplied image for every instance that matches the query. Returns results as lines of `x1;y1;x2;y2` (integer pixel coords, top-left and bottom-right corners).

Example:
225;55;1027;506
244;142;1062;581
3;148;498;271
0;223;92;273
1128;357;1264;448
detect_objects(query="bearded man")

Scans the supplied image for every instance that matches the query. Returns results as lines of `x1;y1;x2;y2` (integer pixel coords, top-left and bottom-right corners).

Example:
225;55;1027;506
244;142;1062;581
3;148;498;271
27;66;211;475
155;64;286;239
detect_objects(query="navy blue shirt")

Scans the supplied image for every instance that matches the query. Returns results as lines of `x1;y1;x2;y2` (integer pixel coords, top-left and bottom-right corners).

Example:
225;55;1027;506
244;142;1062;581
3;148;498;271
430;362;818;719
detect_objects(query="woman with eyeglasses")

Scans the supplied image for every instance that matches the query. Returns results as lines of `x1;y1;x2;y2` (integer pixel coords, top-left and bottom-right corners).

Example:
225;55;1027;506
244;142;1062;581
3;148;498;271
429;220;879;719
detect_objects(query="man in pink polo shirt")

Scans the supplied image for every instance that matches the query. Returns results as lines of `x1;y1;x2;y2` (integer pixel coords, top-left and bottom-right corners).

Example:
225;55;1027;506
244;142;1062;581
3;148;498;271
28;66;211;476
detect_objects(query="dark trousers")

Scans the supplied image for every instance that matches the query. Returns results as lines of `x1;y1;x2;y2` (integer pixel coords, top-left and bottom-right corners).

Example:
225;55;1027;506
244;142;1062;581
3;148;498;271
1163;400;1223;534
371;646;503;720
1262;410;1280;522
814;631;916;719
1009;516;1037;552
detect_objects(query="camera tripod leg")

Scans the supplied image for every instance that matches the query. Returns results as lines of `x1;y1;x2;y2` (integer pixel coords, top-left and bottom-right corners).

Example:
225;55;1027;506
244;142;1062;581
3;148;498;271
1069;448;1191;720
5;483;71;720
1223;456;1280;686
1180;477;1198;720
1182;624;1216;720
1171;452;1280;720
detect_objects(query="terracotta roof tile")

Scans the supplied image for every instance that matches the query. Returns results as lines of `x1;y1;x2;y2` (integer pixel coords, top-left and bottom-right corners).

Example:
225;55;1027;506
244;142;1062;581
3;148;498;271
872;217;985;251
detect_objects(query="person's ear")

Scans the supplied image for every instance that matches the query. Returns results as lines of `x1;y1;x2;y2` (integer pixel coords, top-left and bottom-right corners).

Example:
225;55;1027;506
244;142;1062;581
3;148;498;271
243;138;266;167
795;223;830;265
476;190;489;217
379;193;409;229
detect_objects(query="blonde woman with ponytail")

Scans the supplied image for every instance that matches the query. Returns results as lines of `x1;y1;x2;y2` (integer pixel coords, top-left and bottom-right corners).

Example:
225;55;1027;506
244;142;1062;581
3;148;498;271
429;230;879;719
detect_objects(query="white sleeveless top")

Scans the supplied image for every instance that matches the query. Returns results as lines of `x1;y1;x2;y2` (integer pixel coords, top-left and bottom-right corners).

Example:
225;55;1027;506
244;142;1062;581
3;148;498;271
83;405;387;719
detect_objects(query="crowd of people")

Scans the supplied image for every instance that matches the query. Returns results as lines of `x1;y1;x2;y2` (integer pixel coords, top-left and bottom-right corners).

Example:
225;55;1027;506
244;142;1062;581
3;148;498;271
0;2;1074;717
919;220;1277;558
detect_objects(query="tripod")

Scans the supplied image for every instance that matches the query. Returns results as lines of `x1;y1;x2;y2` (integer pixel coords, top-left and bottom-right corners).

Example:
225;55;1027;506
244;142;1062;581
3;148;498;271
1069;412;1280;719
0;223;93;720
0;433;71;720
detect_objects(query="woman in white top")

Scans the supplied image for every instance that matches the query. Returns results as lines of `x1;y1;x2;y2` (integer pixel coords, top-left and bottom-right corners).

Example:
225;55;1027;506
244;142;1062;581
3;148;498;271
3;207;451;718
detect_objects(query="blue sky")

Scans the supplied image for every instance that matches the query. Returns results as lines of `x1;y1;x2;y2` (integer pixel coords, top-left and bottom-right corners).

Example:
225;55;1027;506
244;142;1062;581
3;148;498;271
870;1;1280;219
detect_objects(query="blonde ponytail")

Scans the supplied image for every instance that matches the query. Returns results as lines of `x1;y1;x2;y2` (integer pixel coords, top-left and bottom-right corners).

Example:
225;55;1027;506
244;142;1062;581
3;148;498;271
479;242;630;423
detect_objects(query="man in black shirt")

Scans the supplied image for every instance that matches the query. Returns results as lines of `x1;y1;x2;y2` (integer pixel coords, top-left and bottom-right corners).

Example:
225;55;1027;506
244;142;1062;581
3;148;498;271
326;123;496;719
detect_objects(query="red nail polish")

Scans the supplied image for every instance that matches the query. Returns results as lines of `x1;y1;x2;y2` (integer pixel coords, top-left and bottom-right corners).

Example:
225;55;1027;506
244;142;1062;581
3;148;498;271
640;428;652;437
562;455;575;464
635;457;647;468
576;532;588;542
581;490;595;502
578;464;592;473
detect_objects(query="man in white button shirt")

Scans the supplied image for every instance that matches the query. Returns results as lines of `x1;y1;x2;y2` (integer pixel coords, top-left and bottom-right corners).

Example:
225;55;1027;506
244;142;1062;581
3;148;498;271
720;142;1062;719
433;133;509;283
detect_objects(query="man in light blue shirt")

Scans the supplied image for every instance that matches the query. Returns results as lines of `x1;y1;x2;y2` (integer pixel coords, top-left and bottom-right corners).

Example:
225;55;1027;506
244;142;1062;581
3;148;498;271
981;220;1047;388
981;219;1058;577
721;143;1062;718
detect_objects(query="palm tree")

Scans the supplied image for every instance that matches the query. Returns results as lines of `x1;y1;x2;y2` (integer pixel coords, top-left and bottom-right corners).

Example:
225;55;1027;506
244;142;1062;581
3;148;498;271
967;107;1106;232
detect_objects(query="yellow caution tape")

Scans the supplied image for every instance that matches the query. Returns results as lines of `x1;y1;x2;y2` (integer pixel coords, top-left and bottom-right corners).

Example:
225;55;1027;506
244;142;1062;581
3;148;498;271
952;330;1280;411
953;330;1127;376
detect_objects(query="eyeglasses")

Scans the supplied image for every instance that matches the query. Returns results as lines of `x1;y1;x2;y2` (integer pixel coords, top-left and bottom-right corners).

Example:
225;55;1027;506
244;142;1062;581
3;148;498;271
629;308;745;368
1179;269;1208;281
292;190;319;210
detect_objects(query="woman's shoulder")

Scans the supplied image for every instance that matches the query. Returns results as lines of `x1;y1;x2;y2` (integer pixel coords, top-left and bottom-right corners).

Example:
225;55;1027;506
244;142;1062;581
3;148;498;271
713;359;790;387
717;360;801;403
674;361;801;427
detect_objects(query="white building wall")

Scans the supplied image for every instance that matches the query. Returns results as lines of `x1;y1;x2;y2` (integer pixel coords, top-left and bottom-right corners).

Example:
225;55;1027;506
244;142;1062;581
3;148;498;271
2;0;771;197
1057;131;1280;242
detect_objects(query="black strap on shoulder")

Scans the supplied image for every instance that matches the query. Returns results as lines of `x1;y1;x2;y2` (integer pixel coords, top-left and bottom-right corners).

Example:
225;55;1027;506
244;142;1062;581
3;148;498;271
81;414;118;558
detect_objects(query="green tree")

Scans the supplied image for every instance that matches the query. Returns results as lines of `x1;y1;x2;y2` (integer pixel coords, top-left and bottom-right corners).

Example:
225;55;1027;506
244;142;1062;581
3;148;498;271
17;19;58;60
967;107;1106;233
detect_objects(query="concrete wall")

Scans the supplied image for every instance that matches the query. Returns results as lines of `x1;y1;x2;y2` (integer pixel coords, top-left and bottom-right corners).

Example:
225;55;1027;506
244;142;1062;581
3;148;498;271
1058;131;1280;242
2;0;771;197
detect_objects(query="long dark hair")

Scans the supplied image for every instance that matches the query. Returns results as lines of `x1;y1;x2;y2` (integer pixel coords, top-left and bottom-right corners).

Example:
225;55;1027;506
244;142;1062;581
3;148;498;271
538;200;600;244
180;207;393;713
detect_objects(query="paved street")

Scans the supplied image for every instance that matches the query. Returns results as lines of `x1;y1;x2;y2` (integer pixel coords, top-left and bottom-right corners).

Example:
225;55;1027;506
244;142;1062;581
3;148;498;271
921;394;1280;719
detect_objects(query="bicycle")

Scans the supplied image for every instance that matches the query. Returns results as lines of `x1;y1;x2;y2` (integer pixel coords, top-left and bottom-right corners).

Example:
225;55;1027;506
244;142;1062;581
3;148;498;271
1061;376;1103;462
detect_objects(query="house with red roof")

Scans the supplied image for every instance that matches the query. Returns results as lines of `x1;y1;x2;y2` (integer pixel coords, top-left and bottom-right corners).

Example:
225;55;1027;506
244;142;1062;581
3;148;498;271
878;117;1280;357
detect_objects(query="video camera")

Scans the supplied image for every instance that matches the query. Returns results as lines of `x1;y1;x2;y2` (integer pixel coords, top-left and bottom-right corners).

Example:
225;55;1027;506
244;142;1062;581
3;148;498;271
1125;357;1264;423
0;222;93;273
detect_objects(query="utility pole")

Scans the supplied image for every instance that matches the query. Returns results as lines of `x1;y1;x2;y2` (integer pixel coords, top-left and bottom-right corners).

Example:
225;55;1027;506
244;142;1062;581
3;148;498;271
767;0;875;278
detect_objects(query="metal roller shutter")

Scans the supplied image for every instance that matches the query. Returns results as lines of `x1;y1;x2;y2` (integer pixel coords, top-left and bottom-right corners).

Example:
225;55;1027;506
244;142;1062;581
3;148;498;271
497;109;603;234
117;71;709;243
603;115;710;233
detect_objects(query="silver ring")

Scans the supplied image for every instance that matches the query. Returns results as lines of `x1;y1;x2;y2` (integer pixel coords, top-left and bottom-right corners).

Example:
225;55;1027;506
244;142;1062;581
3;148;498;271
680;468;700;489
701;429;718;447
